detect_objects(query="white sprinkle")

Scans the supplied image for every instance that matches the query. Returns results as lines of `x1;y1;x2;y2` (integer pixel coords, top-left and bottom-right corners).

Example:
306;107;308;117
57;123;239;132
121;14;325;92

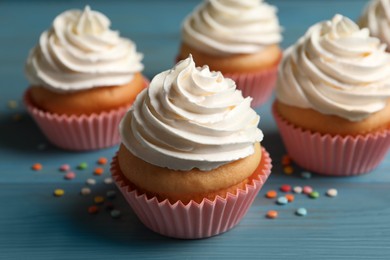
86;178;96;185
326;188;338;197
104;177;113;184
80;187;91;196
293;186;303;194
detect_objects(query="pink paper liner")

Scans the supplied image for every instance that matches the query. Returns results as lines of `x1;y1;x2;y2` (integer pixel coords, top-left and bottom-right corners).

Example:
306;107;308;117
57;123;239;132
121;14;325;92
272;102;390;176
224;66;278;108
111;147;272;239
23;79;149;151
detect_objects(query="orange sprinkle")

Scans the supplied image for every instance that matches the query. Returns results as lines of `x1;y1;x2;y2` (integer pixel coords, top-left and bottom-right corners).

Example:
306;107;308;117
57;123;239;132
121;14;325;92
94;196;105;204
282;155;291;165
266;210;278;219
97;157;108;165
265;190;278;199
283;166;294;175
285;194;295;202
94;167;104;176
88;205;99;214
31;163;42;171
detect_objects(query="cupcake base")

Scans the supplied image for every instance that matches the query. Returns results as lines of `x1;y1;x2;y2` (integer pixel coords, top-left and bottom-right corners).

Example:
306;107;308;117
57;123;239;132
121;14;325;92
272;102;390;176
111;147;272;239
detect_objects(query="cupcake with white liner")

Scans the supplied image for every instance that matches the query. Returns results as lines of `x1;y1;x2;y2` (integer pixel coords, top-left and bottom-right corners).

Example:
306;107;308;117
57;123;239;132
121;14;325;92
112;55;272;239
24;6;147;150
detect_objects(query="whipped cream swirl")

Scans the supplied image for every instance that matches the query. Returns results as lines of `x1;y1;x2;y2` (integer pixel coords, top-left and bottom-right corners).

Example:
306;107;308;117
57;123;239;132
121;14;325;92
360;0;390;48
276;14;390;122
182;0;282;56
25;6;143;92
120;56;263;171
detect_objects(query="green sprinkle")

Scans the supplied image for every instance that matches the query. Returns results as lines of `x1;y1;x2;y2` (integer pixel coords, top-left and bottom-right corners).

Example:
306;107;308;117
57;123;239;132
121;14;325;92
78;162;88;170
309;191;320;199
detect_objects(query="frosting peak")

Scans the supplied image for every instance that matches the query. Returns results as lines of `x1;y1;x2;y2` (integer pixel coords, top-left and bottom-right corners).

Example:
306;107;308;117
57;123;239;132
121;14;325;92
25;6;143;92
182;0;282;56
120;55;263;171
276;14;390;122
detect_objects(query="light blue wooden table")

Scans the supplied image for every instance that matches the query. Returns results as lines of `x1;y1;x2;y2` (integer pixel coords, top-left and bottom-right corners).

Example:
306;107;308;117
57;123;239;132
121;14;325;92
1;0;389;259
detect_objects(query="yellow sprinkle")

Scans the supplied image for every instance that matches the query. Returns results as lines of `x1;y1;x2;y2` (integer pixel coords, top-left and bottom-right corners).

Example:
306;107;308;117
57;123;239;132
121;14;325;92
283;166;294;175
94;196;105;204
54;189;65;197
8;100;18;109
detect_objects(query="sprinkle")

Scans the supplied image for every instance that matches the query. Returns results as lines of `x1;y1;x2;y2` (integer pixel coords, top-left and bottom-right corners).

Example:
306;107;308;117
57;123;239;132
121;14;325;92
88;205;99;214
53;189;65;197
301;171;312;179
266;210;278;219
105;202;115;211
280;184;291;193
303;186;313;194
285;194;295;202
7;100;18;109
265;190;277;199
103;177;113;184
37;143;47;150
12;114;22;121
64;172;76;180
94;167;104;176
281;155;291;165
80;187;91;196
94;196;105;204
86;178;96;185
283;166;294;175
296;208;307;216
97;157;108;165
106;190;117;199
293;186;303;194
31;163;42;171
59;164;70;172
309;191;320;199
78;162;88;170
276;196;288;205
326;188;338;197
110;209;121;219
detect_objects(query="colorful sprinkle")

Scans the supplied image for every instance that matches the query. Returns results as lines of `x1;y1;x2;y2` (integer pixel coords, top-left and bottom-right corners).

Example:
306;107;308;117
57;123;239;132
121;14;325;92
110;209;121;219
106;190;117;199
59;164;70;172
86;178;96;185
281;155;291;165
7;100;18;109
97;157;108;165
296;208;307;216
94;196;105;204
276;196;288;205
326;188;338;197
80;187;91;196
266;210;278;219
301;171;312;179
265;190;278;199
78;162;88;170
31;163;42;171
309;191;320;199
285;194;295;202
293;186;303;194
53;189;65;197
283;166;294;175
303;186;313;195
64;172;76;180
12;114;22;121
94;167;104;176
280;184;291;193
105;202;115;211
88;205;99;214
103;177;113;184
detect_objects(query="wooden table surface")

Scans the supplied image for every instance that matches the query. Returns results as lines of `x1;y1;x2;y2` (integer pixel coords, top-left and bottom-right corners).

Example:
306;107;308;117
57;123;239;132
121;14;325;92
1;0;389;259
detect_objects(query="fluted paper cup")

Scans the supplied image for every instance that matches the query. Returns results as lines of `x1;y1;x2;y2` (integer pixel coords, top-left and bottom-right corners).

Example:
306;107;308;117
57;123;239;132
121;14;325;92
272;103;390;176
111;147;272;239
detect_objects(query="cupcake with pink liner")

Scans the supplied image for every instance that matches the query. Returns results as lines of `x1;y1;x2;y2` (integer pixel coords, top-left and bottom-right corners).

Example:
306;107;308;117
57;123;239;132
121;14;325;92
176;0;282;107
273;14;390;176
112;55;272;239
24;6;147;151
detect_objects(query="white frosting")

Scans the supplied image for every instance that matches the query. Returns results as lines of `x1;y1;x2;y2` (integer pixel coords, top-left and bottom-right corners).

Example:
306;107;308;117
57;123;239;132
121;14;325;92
360;0;390;48
120;55;263;171
182;0;282;56
25;6;143;92
276;14;390;122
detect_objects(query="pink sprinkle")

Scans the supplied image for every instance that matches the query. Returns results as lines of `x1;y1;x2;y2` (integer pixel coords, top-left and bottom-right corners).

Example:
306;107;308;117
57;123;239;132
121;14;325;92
64;172;76;180
59;164;71;172
303;186;313;194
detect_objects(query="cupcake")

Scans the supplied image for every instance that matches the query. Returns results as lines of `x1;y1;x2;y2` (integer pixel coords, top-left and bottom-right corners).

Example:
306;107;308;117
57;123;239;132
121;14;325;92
112;55;272;239
273;14;390;176
177;0;282;107
359;0;390;50
24;6;147;151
